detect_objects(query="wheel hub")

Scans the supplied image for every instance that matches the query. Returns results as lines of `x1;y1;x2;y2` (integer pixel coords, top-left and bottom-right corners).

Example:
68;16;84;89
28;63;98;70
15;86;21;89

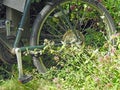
62;30;85;46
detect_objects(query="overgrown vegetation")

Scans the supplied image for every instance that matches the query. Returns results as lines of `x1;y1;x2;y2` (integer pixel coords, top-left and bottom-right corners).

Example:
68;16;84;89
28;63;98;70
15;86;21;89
103;0;120;31
1;34;120;90
0;0;120;90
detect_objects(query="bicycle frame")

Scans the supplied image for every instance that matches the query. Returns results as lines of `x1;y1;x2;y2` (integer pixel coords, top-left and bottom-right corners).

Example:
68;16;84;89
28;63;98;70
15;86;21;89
1;0;45;53
0;0;60;83
0;0;48;83
0;0;115;83
13;0;31;48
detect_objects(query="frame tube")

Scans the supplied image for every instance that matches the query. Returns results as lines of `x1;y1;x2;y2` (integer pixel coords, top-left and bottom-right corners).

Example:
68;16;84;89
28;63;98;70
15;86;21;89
14;0;31;48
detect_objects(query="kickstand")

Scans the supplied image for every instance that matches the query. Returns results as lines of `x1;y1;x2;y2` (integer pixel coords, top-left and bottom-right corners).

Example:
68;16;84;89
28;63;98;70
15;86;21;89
15;48;33;84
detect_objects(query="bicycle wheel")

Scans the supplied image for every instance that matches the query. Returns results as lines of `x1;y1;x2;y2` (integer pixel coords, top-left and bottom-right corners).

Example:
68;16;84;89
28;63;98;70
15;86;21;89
30;0;116;72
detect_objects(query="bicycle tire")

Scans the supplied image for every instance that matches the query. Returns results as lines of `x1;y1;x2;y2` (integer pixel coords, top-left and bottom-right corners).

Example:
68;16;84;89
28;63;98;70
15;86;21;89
0;36;23;64
0;43;16;64
30;0;116;72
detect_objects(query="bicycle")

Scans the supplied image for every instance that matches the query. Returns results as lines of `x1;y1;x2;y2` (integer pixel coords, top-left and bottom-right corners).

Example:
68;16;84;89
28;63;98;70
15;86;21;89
0;0;116;83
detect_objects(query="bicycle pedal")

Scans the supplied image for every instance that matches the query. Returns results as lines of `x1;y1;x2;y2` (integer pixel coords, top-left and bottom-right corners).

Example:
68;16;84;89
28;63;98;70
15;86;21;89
18;75;33;84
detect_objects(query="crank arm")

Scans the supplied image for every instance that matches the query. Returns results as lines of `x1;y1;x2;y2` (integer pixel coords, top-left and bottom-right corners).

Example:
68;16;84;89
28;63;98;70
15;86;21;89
15;48;33;83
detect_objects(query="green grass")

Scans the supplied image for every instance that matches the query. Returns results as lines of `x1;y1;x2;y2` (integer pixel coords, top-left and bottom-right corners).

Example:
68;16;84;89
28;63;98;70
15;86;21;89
1;0;120;90
103;0;120;31
1;36;120;90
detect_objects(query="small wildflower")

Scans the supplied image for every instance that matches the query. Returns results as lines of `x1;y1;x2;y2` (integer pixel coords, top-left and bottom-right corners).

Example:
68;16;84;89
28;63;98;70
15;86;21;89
44;39;49;45
98;57;104;62
111;33;120;40
117;54;120;59
103;42;109;48
98;54;110;63
110;46;116;56
105;83;113;88
65;69;70;73
118;22;120;26
54;56;60;62
60;63;64;67
50;49;54;54
56;83;62;89
94;77;100;83
100;15;105;19
104;54;110;61
86;7;93;12
52;66;57;70
53;78;59;84
70;5;76;10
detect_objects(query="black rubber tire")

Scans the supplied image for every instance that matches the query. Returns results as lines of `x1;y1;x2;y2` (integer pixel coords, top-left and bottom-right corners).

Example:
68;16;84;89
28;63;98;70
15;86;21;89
0;36;23;64
0;43;16;64
30;0;116;72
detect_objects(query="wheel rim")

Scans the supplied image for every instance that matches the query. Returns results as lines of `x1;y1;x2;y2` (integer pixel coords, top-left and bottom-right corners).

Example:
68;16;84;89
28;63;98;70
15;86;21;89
38;1;114;49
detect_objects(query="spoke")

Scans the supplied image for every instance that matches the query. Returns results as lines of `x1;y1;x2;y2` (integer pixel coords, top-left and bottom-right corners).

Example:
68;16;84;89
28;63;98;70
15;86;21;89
56;22;67;32
46;21;62;36
73;0;80;30
41;33;62;38
81;20;94;33
57;16;69;31
39;0;112;48
70;3;88;33
79;4;88;32
58;5;74;30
